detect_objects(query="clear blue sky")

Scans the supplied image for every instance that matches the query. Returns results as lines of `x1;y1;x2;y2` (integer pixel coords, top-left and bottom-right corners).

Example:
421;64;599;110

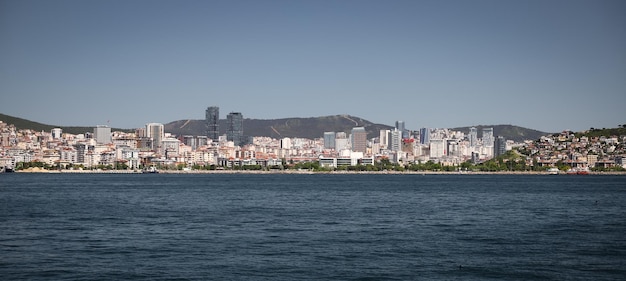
1;0;624;133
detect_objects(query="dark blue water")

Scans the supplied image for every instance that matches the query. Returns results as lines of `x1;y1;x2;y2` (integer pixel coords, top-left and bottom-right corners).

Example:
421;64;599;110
1;174;625;280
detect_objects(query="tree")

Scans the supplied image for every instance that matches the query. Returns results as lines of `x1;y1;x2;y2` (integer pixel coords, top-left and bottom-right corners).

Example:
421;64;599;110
459;161;473;171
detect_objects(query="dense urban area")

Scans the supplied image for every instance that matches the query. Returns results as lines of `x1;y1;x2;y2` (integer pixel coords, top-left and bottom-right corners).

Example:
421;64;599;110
1;107;625;174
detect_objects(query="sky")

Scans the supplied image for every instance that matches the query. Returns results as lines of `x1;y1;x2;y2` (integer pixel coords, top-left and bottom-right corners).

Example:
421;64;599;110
1;0;624;133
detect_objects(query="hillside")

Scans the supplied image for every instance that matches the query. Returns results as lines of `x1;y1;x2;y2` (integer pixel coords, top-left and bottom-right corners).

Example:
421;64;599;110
165;115;394;139
2;113;550;141
450;125;549;142
0;113;131;135
575;126;626;138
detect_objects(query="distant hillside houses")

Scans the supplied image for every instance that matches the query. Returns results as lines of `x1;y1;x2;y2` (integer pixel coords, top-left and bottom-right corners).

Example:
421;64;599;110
1;119;624;171
528;131;626;170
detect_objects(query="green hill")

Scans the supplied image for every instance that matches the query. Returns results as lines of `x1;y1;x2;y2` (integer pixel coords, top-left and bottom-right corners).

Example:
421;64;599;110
574;126;626;138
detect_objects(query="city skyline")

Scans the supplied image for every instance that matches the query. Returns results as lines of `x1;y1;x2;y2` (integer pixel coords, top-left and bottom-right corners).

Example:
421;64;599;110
1;0;625;133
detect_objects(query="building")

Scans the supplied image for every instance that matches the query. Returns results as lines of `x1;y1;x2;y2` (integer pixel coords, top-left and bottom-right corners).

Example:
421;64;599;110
197;136;208;147
206;106;220;141
281;138;292;149
119;147;140;169
396;121;409;139
323;132;336;149
402;138;415;154
494;136;507;157
419;128;430;145
135;127;146;138
429;139;446;158
447;140;459;157
379;129;390;150
74;143;87;164
226;112;244;146
51;128;63;140
389;128;402;152
146;123;165;153
351;127;367;153
94;125;112;144
335;132;349;151
1;132;10;147
483;127;494;147
469;127;478;147
162;137;180;158
182;135;197;150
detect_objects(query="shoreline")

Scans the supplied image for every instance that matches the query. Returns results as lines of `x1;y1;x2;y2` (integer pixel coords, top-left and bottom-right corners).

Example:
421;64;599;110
11;168;626;176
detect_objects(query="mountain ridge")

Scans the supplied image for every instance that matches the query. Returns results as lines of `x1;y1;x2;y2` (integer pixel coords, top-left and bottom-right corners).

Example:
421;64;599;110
163;115;394;140
1;113;549;142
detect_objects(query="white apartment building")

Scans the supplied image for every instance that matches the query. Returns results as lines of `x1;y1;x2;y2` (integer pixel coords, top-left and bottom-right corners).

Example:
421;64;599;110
429;139;446;159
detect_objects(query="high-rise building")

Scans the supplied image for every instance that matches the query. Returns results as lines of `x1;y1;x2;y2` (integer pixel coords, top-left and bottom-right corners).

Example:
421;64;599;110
482;128;494;147
379;129;390;150
469;127;478;147
146;123;164;152
395;121;410;139
94;125;112;144
323;132;336;149
419;128;430;145
395;121;405;132
226;112;243;146
389;128;402;152
351;127;367;153
335;132;349;151
494;136;507;157
206;106;220;141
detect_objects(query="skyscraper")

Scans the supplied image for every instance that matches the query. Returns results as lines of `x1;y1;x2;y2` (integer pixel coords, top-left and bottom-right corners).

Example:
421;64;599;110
494;136;507;157
482;128;494;147
395;120;409;139
389;128;402;152
395;121;405;132
351;127;367;153
419;128;430;145
469;127;478;147
206;106;220;141
323;132;336;149
146;123;164;152
94;125;112;144
226;112;243;146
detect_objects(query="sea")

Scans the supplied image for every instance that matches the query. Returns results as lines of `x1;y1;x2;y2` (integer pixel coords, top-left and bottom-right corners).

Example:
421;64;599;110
1;173;625;280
